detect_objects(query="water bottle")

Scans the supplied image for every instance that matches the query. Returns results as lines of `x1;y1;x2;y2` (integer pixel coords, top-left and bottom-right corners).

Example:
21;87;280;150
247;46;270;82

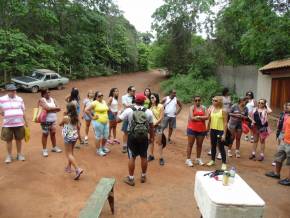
229;167;236;184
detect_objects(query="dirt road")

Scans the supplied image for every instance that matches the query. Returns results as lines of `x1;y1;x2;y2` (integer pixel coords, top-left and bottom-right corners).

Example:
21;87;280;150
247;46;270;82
0;70;289;218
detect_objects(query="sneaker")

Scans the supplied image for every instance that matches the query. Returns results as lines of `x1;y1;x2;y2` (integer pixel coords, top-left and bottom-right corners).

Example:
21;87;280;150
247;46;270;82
96;148;106;156
206;160;215;166
106;140;113;145
249;153;256;160
168;138;172;144
16;154;25;161
235;150;241;158
4;155;12;164
272;161;276;167
148;155;155;162
102;147;110;153
250;136;254;143
195;159;205;166
42;149;49;157
65;166;73;173
51;146;62;153
265;171;280;179
122;146;127;153
244;136;249;141
221;163;227;171
74;168;83;180
159;158;165;166
278;178;290;186
84;138;89;144
217;153;222;160
80;139;85;144
113;139;121;144
185;159;194;167
228;150;233;157
258;155;264;161
123;176;135;186
207;150;212;156
75;144;82;149
141;175;147;183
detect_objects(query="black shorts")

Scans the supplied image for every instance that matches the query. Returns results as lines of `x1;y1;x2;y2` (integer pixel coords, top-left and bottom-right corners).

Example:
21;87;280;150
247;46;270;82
127;135;149;159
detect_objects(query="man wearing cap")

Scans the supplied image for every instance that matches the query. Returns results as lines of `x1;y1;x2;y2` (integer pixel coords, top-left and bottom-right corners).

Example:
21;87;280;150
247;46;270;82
118;93;154;186
0;84;28;163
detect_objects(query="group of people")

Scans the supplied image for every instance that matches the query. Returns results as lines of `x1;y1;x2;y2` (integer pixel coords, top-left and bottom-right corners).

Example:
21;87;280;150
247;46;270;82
0;84;289;186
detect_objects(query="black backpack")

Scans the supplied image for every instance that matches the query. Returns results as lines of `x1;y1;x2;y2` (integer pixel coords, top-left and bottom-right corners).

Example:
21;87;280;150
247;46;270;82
129;107;149;140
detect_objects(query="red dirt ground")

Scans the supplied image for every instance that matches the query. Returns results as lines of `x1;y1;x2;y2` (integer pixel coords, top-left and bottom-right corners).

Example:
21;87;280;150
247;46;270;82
0;70;289;218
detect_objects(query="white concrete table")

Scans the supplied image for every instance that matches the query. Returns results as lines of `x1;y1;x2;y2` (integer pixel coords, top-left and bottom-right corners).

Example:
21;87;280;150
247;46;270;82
194;171;265;218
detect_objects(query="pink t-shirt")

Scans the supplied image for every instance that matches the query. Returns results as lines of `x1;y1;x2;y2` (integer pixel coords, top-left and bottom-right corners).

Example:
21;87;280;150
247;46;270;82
0;94;25;127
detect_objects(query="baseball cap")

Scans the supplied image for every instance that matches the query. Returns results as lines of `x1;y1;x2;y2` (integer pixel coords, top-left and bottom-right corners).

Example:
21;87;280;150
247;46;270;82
5;83;17;91
135;93;146;103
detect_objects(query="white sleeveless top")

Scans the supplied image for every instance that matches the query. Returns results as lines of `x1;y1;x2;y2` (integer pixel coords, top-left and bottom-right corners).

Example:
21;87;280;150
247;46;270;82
110;98;118;113
246;99;255;114
43;97;57;122
164;96;177;117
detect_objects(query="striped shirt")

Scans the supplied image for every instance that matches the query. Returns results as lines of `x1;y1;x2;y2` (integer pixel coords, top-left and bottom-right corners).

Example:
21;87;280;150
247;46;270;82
0;94;25;127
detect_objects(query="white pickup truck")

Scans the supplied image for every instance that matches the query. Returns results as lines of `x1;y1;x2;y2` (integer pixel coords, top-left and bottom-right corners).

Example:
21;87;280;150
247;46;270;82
11;69;69;93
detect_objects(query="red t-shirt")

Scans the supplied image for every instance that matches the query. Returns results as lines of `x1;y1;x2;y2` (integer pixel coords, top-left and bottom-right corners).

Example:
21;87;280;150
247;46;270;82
187;106;206;132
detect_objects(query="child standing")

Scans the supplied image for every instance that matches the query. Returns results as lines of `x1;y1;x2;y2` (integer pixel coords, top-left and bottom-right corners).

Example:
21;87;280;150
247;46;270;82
60;102;83;180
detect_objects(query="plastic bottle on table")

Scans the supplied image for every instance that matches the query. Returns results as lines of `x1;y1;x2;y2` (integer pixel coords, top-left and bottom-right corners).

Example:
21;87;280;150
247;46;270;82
229;167;236;184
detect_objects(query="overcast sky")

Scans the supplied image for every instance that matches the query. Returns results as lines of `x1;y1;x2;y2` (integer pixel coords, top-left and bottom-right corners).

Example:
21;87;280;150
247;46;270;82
116;0;164;33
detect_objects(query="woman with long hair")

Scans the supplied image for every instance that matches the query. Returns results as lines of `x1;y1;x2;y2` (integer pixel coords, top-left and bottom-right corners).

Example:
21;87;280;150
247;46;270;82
207;96;228;170
227;97;248;158
39;89;61;157
82;90;94;144
107;88;120;145
245;91;256;143
186;96;208;167
144;88;151;109
249;99;272;161
85;91;110;156
59;102;83;180
148;93;165;165
66;87;84;147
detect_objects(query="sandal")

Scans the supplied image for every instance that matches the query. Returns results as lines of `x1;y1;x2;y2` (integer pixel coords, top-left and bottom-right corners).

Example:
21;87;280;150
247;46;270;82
249;154;256;160
74;168;83;180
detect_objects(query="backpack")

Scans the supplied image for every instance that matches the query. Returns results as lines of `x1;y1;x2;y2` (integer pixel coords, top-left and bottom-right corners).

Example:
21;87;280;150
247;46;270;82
129;107;149;140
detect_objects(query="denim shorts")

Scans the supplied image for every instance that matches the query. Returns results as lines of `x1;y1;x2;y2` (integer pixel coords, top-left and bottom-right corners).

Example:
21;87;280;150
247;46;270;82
108;111;117;121
122;120;129;133
92;120;109;140
187;128;207;137
162;115;176;130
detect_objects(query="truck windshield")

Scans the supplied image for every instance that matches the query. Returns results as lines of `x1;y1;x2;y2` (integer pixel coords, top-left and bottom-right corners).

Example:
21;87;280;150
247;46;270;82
31;72;44;80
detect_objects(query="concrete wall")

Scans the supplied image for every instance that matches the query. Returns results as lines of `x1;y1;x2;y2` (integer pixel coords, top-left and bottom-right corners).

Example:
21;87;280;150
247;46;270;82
216;65;258;97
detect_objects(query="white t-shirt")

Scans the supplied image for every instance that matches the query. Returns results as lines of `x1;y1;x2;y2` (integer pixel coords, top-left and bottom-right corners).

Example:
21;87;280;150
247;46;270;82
246;99;255;114
121;94;133;110
110;97;118;113
43;97;57;123
119;105;153;131
164;96;177;117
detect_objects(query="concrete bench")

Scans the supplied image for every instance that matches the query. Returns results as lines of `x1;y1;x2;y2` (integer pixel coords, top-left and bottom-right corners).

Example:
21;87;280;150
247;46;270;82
79;178;115;218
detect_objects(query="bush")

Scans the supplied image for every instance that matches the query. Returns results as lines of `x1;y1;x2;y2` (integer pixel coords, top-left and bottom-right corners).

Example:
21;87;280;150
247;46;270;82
161;73;222;106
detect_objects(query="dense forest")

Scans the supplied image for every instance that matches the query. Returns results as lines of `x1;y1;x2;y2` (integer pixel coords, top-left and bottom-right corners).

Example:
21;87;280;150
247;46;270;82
1;0;289;103
0;0;151;82
150;0;290;103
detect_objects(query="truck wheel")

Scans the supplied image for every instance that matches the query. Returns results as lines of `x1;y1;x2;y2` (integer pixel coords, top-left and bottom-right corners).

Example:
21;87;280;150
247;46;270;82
31;86;39;93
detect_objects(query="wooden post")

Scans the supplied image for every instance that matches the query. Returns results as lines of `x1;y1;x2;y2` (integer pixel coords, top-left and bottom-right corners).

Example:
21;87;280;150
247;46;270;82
69;66;72;75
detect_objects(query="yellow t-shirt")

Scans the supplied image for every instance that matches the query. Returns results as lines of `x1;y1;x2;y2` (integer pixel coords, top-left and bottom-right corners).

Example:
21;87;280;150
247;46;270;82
151;104;163;125
91;100;109;124
210;109;224;131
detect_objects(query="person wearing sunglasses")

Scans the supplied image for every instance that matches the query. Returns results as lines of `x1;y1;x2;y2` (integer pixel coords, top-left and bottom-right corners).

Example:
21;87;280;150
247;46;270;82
186;96;209;167
85;91;110;156
207;96;228;171
249;99;272;161
39;89;62;157
148;93;165;165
